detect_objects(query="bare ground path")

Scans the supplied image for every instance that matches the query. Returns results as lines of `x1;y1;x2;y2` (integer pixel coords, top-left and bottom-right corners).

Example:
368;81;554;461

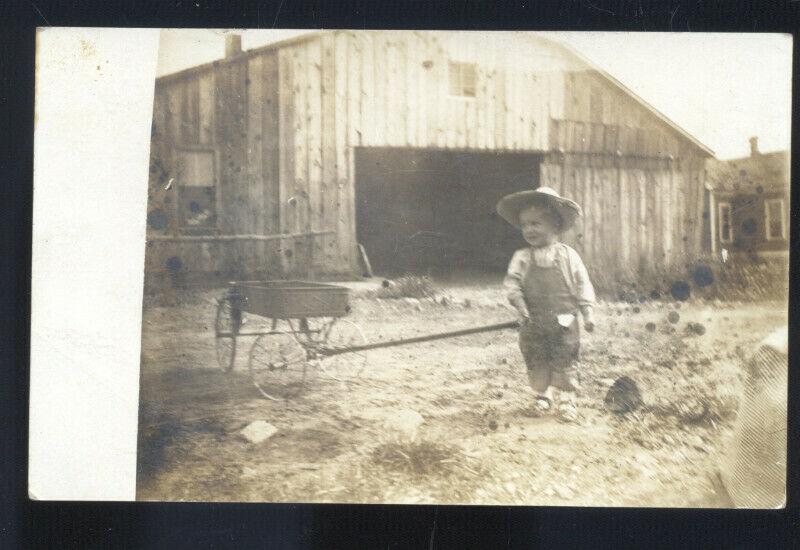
136;280;786;506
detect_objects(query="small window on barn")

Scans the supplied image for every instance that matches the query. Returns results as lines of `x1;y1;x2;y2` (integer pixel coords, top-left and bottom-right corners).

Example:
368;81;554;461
448;62;477;98
176;149;217;234
718;202;733;244
765;198;786;241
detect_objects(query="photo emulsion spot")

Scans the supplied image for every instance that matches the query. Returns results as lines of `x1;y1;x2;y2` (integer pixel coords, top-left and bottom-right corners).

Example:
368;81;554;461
136;30;790;507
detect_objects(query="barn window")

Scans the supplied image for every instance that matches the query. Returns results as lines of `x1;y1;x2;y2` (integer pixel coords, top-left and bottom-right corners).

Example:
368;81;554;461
765;198;786;240
448;62;476;98
718;202;733;243
176;148;218;234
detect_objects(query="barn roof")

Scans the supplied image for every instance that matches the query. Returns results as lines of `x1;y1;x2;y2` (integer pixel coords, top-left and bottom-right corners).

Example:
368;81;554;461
541;37;715;158
156;31;324;84
705;150;789;193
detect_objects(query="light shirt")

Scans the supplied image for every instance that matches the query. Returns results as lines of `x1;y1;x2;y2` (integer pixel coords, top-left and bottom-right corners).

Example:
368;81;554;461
530;242;559;267
504;243;596;313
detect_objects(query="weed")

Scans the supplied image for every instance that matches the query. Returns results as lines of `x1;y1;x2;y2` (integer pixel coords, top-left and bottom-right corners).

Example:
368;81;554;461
587;255;787;303
371;439;473;477
372;275;438;300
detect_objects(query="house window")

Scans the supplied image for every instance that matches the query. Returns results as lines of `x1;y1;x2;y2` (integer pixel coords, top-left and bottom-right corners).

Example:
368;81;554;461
448;62;476;98
765;198;786;240
718;202;733;243
176;149;217;233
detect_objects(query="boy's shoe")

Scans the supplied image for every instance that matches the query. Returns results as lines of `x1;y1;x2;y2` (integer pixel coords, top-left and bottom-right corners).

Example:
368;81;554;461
556;401;580;424
535;395;552;411
522;396;552;418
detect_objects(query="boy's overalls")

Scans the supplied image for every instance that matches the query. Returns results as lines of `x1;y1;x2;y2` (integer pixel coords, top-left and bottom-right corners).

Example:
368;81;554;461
518;257;581;393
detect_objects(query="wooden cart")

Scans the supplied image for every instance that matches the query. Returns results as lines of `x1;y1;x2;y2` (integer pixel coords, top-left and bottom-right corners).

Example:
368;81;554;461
215;280;518;400
214;280;367;400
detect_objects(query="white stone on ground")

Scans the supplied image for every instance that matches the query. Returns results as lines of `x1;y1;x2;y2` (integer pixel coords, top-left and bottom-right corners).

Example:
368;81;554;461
383;409;425;442
240;420;278;444
554;484;575;499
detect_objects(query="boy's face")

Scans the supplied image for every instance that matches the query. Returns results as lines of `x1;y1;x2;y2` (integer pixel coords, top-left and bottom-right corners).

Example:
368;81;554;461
519;204;560;247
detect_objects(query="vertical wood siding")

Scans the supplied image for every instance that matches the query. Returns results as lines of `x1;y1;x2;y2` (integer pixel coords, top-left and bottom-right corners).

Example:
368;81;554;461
145;30;710;283
335;31;565;152
540;68;708;274
541;156;705;274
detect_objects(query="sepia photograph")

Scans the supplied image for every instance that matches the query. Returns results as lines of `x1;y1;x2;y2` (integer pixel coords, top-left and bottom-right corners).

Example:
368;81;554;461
134;29;790;506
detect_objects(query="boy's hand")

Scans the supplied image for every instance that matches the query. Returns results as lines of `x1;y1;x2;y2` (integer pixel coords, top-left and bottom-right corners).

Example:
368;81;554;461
583;314;595;332
581;305;594;332
581;306;595;332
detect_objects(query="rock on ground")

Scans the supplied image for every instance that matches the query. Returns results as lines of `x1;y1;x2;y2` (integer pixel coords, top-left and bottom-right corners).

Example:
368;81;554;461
554;484;575;499
240;421;278;444
383;409;425;442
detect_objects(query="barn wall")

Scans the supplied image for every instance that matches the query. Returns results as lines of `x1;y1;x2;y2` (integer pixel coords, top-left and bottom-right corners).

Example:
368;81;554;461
147;74;224;287
541;153;708;276
276;34;353;276
145;30;712;286
540;155;706;275
541;68;709;275
145;46;339;288
332;31;571;152
272;31;579;278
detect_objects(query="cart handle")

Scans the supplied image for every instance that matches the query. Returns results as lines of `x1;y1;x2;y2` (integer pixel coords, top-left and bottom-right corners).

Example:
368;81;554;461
318;320;520;357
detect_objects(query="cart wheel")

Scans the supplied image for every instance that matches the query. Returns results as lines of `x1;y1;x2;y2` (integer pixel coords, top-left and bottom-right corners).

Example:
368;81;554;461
319;319;368;381
215;297;238;372
248;332;309;400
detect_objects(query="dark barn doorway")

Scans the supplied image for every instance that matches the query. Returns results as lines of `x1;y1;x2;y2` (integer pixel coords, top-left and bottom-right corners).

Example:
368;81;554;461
354;147;543;276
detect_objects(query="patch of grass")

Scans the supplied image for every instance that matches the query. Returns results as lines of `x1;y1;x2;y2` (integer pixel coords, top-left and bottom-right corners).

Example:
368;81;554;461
700;257;789;301
649;394;740;428
142;289;212;308
587;255;788;303
370;439;475;477
372;275;438;300
648;359;742;427
609;354;743;452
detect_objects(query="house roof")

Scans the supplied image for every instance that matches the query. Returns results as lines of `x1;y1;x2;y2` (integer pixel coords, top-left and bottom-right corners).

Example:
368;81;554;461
705;150;789;193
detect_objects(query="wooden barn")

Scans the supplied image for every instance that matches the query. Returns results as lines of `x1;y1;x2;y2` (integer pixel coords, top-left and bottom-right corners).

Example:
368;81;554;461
706;137;790;259
145;30;714;288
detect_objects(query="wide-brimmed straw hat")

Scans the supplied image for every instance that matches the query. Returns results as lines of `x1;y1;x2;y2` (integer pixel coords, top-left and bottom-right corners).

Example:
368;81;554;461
496;186;582;231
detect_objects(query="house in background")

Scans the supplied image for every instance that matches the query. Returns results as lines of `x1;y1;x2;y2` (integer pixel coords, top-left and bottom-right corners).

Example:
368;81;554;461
706;137;790;260
145;30;714;288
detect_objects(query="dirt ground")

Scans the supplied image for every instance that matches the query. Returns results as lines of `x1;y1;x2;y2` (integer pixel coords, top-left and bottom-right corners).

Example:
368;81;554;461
136;276;786;506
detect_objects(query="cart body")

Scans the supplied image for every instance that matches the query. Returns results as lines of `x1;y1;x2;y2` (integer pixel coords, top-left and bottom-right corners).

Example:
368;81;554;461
229;280;350;319
215;280;364;399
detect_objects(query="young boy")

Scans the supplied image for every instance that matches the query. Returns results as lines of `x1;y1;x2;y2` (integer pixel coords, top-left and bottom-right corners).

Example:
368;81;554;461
496;186;596;422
